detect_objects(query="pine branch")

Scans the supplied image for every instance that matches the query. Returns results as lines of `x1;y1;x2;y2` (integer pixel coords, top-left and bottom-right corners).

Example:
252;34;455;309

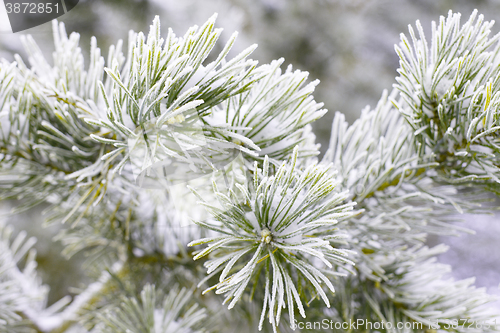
0;219;49;331
1;9;500;333
394;10;500;192
205;59;325;165
189;147;356;332
94;284;207;333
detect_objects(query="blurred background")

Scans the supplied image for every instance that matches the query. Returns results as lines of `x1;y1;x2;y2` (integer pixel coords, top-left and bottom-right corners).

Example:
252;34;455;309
1;0;499;311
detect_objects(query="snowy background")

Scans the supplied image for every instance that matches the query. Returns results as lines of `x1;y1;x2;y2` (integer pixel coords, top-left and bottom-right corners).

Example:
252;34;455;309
1;0;499;312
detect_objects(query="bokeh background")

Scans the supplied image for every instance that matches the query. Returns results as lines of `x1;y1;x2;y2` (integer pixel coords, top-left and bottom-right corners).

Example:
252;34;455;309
1;0;499;312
